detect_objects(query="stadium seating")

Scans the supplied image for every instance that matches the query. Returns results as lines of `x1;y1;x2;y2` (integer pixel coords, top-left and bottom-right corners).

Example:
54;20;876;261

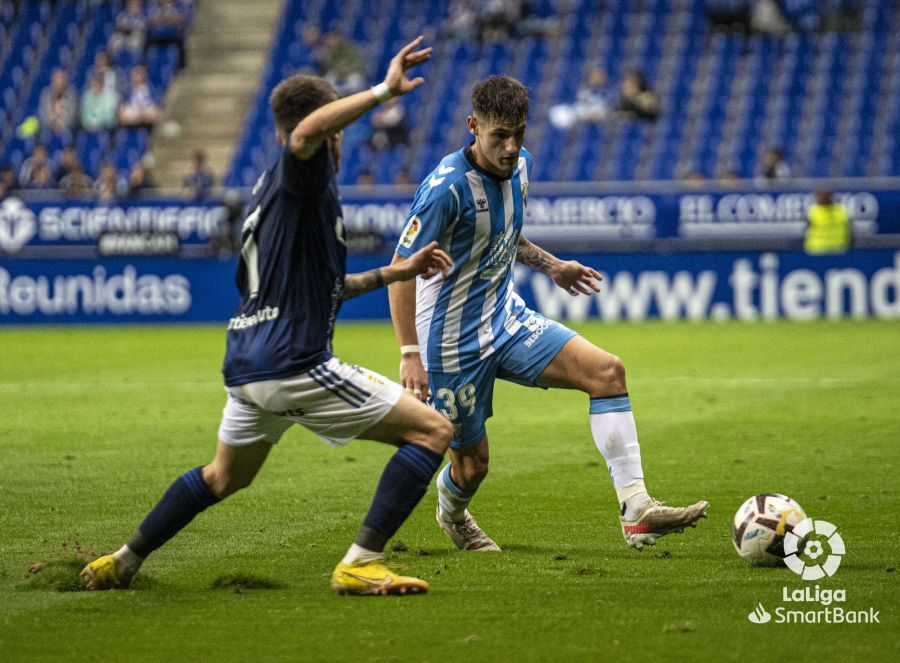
0;0;192;184
1;1;897;189
223;0;899;186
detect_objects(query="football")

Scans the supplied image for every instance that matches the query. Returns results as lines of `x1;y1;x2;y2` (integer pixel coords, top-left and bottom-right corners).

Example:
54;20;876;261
732;493;807;566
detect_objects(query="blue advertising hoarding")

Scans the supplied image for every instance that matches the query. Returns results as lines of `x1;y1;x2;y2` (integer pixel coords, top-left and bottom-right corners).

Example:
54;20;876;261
340;187;897;242
1;186;898;257
0;197;226;254
2;250;898;325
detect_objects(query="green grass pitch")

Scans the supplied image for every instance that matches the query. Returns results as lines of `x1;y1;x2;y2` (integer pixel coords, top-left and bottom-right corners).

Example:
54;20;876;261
1;320;898;661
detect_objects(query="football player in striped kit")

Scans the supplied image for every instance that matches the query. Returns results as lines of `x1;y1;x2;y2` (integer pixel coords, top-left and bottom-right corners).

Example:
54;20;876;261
389;76;708;553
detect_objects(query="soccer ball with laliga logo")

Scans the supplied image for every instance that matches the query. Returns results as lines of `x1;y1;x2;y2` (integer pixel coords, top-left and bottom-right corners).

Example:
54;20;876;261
732;493;807;566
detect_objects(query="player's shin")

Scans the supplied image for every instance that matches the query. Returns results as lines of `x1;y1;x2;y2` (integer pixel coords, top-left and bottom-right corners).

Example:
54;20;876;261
436;463;474;522
343;443;443;564
588;395;650;519
124;466;221;565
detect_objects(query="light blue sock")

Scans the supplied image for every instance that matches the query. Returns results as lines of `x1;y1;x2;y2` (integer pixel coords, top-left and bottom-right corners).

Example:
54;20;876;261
436;463;474;522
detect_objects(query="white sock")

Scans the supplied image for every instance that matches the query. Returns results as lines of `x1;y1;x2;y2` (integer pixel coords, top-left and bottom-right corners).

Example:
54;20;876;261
619;482;652;521
589;396;649;519
341;543;383;566
436;463;474;522
113;544;144;576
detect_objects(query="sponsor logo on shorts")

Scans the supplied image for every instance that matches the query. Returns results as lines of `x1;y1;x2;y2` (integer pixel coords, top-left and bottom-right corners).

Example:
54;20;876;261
522;316;552;347
275;407;306;417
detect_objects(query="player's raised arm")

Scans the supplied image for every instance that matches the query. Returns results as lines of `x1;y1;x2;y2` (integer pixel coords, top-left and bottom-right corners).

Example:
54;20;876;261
289;37;432;160
342;241;451;301
516;234;603;296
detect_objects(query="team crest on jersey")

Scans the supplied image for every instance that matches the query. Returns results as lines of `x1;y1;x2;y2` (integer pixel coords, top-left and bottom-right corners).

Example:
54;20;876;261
400;216;422;248
475;197;488;212
481;232;518;279
521;181;529;207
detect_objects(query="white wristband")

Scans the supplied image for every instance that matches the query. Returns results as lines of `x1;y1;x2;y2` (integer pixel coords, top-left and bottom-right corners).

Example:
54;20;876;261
371;82;393;104
400;344;420;355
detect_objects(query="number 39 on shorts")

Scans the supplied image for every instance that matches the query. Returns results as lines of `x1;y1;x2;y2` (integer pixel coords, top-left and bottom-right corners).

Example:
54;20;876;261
434;383;476;421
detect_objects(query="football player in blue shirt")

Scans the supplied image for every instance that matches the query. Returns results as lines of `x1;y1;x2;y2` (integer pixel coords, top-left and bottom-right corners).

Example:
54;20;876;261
82;38;456;596
389;76;708;553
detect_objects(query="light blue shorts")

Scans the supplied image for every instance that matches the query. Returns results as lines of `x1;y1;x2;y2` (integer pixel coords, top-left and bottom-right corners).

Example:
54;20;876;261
428;310;577;448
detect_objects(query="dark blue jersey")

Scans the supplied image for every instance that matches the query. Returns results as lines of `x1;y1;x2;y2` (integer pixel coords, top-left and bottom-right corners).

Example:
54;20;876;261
222;144;346;387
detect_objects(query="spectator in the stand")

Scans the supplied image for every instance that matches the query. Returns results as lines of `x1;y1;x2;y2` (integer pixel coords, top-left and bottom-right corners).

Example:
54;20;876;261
0;163;18;198
127;156;158;198
394;168;413;186
549;66;612;129
718;169;742;185
61;163;95;199
683;170;707;188
356;169;375;187
26;163;57;190
39;69;78;135
118;65;161;129
707;1;753;34
88;50;126;96
298;23;326;67
183;149;214;199
369;97;410;151
751;0;792;34
708;1;793;34
145;0;189;70
109;0;147;60
319;31;367;96
81;75;120;132
95;162;126;204
19;145;55;187
759;147;791;181
445;0;478;40
615;70;660;122
55;145;83;182
479;0;521;42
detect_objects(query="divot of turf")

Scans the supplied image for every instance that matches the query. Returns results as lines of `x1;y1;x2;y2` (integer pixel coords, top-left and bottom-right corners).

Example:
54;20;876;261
210;574;283;591
20;558;159;592
20;558;87;592
570;567;606;577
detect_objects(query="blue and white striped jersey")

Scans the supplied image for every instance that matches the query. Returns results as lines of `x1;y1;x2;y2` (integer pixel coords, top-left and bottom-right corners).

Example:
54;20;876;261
395;146;533;373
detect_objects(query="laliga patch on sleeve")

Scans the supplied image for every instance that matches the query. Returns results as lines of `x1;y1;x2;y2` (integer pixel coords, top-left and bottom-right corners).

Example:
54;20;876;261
400;216;422;249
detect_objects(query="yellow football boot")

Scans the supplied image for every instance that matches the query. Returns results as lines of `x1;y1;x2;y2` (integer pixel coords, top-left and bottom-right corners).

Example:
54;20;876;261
330;560;428;596
81;555;131;590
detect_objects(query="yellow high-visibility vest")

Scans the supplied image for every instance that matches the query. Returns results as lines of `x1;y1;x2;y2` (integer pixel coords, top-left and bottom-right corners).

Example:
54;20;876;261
805;203;850;254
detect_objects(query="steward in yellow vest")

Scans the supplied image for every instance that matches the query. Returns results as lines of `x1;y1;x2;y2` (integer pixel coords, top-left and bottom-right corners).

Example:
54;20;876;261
805;190;851;254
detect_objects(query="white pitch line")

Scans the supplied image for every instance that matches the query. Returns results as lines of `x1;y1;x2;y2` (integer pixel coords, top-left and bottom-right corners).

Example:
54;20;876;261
652;376;897;387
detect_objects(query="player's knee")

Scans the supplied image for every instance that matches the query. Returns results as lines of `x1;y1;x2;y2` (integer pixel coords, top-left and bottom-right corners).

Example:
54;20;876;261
455;456;489;488
204;466;254;499
427;413;454;454
406;407;453;454
590;353;627;396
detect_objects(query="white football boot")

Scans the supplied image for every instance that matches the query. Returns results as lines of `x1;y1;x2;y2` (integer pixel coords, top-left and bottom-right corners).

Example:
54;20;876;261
436;505;501;551
620;499;709;550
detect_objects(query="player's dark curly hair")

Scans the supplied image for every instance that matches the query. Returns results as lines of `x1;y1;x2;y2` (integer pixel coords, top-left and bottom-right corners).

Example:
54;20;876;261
471;76;530;125
270;74;338;138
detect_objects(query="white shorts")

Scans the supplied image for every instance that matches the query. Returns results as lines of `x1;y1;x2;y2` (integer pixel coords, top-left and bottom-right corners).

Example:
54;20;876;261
217;357;403;447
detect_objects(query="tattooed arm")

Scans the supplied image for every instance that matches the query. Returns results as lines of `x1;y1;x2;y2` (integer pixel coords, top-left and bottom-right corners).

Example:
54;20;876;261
516;234;604;296
516;235;561;274
342;268;386;301
341;241;452;301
